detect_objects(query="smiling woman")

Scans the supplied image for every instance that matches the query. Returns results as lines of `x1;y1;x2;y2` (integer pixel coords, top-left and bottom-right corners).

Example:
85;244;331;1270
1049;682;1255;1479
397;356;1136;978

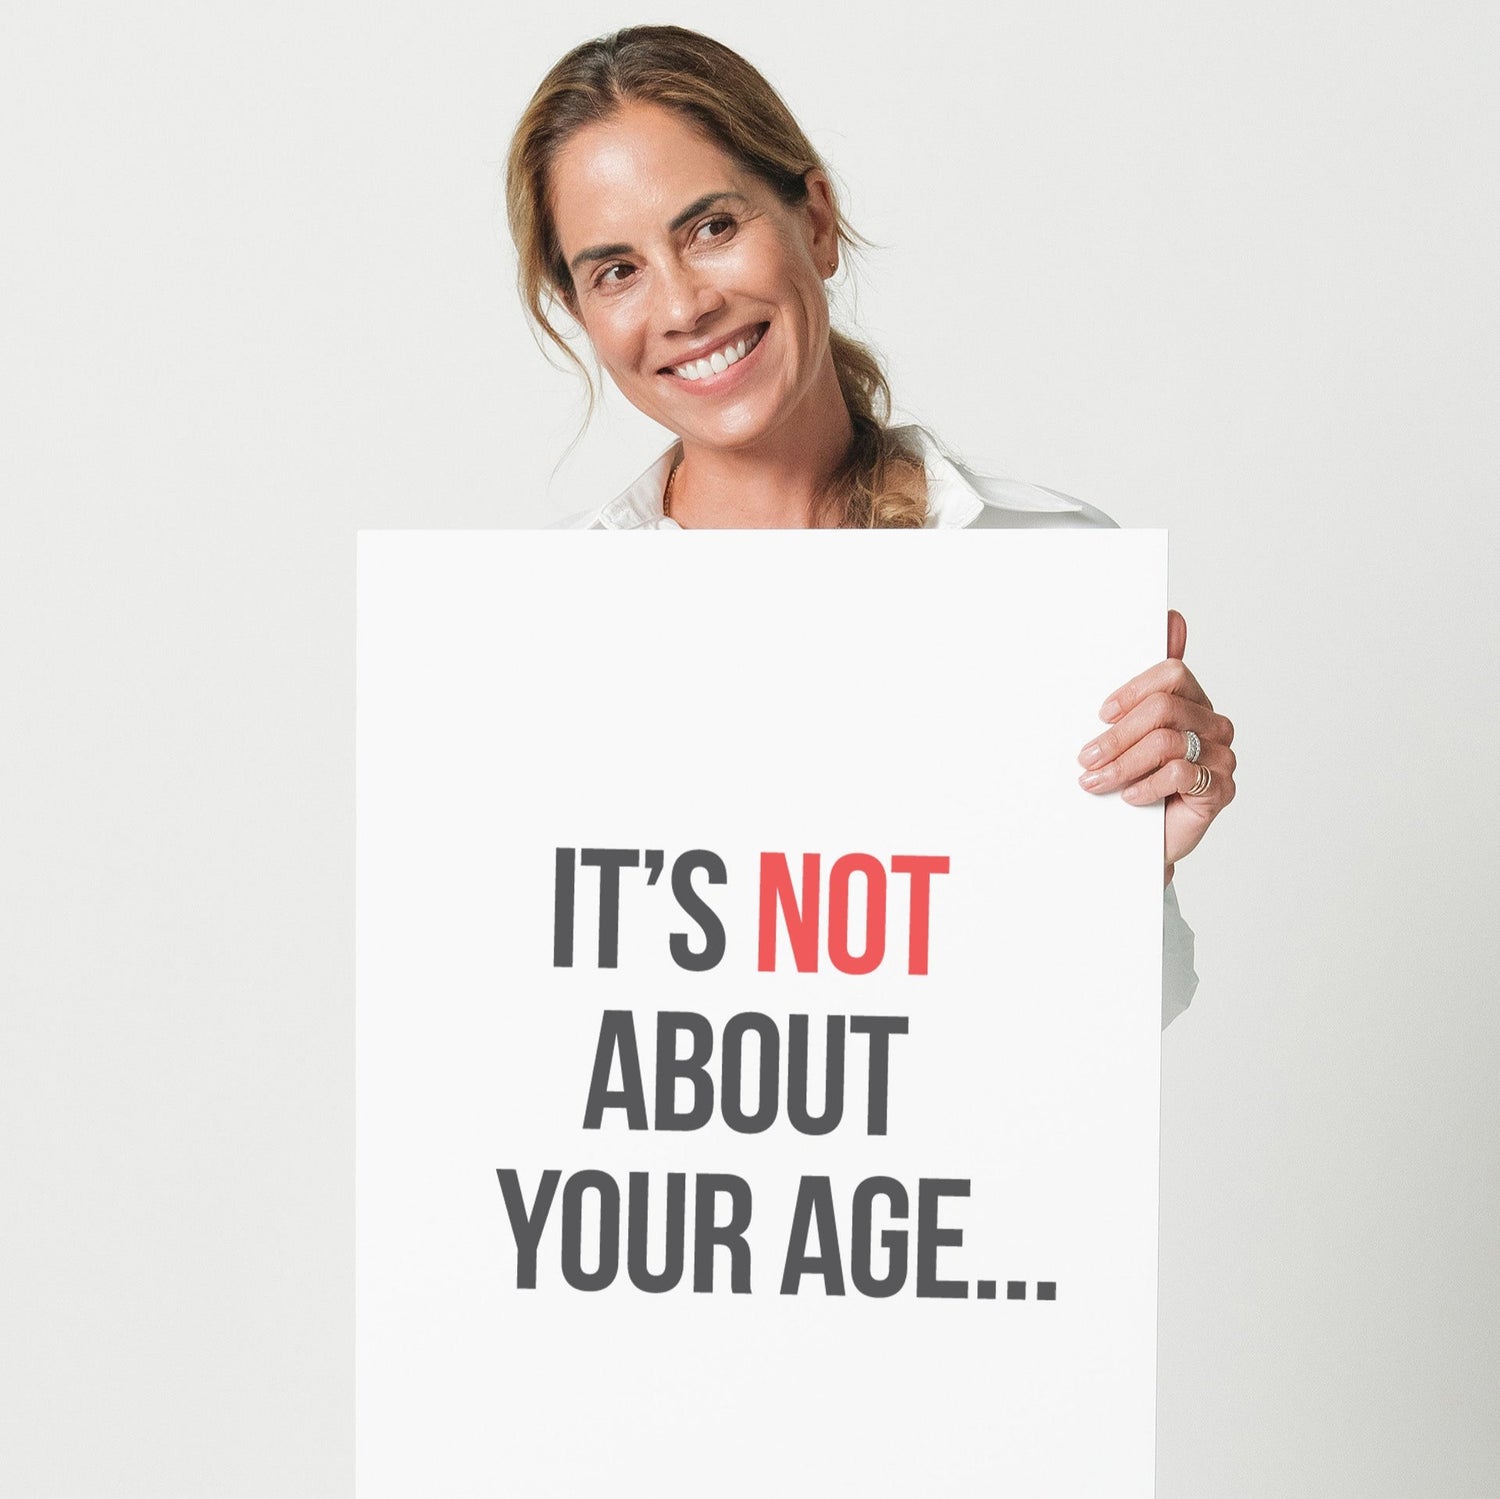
544;101;857;531
506;26;927;529
504;24;1239;1023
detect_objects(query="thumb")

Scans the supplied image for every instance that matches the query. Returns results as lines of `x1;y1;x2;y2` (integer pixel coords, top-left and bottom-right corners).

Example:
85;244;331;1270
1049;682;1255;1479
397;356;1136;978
1167;608;1188;661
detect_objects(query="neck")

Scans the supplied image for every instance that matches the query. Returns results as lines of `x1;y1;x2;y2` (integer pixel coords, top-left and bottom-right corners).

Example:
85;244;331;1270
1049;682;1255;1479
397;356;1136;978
668;352;854;529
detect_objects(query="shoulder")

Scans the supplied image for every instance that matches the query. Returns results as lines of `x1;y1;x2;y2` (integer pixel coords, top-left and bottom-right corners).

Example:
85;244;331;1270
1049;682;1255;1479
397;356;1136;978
549;441;679;531
546;507;603;530
950;457;1119;531
901;424;1118;531
962;481;1119;531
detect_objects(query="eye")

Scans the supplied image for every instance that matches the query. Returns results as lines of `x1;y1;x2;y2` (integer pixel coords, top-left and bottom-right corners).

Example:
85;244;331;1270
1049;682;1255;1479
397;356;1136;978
592;261;636;292
694;214;736;244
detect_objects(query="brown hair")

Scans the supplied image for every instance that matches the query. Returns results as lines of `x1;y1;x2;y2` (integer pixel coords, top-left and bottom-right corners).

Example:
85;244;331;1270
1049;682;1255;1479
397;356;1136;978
504;24;926;528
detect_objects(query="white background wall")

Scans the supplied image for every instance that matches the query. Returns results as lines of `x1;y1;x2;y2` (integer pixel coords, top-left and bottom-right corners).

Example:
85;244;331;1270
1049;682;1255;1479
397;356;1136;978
3;2;1496;1494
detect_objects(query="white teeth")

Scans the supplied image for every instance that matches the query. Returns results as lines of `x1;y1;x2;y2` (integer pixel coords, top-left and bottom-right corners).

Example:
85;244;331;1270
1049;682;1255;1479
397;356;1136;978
672;326;762;380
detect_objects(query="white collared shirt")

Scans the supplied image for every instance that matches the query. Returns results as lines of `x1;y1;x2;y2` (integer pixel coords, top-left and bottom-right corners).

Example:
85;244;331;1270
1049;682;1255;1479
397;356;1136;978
554;424;1119;532
554;423;1199;1027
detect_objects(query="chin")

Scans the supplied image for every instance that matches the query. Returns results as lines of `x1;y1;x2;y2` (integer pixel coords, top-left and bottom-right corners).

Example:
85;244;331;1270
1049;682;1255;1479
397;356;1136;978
677;400;786;453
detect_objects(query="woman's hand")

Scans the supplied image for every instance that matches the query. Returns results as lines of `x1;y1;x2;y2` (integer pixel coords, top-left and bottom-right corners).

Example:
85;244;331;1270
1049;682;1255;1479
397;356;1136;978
1076;610;1236;885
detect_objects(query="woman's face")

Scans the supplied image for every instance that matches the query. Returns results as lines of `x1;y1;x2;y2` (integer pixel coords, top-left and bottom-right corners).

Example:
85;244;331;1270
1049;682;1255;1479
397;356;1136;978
548;101;839;453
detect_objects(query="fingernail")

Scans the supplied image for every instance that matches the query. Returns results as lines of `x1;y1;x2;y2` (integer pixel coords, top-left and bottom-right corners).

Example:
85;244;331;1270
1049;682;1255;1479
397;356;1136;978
1100;698;1121;721
1078;743;1103;768
1122;785;1144;803
1079;770;1106;789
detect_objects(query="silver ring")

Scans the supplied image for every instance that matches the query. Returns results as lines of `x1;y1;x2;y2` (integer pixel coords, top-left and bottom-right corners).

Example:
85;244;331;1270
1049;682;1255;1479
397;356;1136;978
1184;729;1202;764
1186;764;1212;796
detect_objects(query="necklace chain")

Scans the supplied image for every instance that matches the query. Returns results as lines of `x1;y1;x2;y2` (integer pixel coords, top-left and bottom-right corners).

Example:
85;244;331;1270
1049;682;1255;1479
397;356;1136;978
662;459;680;518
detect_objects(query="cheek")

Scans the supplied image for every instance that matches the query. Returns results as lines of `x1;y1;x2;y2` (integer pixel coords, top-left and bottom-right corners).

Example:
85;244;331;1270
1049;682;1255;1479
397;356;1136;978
763;240;828;337
788;267;830;352
583;307;645;376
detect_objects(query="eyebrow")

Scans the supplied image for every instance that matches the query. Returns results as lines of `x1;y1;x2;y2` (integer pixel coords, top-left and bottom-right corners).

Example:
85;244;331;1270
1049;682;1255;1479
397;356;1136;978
567;192;748;275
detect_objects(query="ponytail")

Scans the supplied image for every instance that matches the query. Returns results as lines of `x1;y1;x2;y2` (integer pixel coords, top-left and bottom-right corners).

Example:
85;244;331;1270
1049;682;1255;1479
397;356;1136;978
813;330;927;529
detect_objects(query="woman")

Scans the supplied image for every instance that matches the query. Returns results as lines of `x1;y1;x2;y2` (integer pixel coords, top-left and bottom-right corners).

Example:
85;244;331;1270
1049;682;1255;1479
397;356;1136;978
505;24;1235;1024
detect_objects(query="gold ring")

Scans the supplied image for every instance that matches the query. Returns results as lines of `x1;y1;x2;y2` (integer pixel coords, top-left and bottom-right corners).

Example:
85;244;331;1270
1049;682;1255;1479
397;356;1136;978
1186;764;1212;796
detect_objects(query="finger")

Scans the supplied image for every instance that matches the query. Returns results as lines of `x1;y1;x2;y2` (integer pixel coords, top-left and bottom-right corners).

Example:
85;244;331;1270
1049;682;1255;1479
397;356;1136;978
1080;723;1201;790
1078;695;1231;773
1099;655;1211;723
1121;746;1236;807
1079;721;1235;790
1167;609;1187;662
1164;751;1238;867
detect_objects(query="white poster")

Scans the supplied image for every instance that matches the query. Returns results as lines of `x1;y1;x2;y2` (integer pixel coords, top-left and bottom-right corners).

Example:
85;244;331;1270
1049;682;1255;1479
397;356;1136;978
356;530;1166;1496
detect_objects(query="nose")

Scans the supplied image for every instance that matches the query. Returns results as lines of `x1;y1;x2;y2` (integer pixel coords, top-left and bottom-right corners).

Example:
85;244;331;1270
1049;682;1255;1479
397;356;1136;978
653;256;726;335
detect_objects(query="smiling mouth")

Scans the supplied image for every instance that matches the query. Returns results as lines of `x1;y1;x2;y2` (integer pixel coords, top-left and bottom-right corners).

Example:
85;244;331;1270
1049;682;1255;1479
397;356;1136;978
661;323;768;382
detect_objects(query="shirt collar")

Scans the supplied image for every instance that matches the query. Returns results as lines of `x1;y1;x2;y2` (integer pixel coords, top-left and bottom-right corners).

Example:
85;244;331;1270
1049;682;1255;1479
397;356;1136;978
594;440;686;531
591;424;1084;530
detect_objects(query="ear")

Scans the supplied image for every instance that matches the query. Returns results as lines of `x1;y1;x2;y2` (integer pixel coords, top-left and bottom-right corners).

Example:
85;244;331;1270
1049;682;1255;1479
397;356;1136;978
801;168;840;273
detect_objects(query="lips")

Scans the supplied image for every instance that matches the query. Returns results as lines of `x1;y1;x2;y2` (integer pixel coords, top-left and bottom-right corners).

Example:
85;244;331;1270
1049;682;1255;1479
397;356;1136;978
659;322;768;384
